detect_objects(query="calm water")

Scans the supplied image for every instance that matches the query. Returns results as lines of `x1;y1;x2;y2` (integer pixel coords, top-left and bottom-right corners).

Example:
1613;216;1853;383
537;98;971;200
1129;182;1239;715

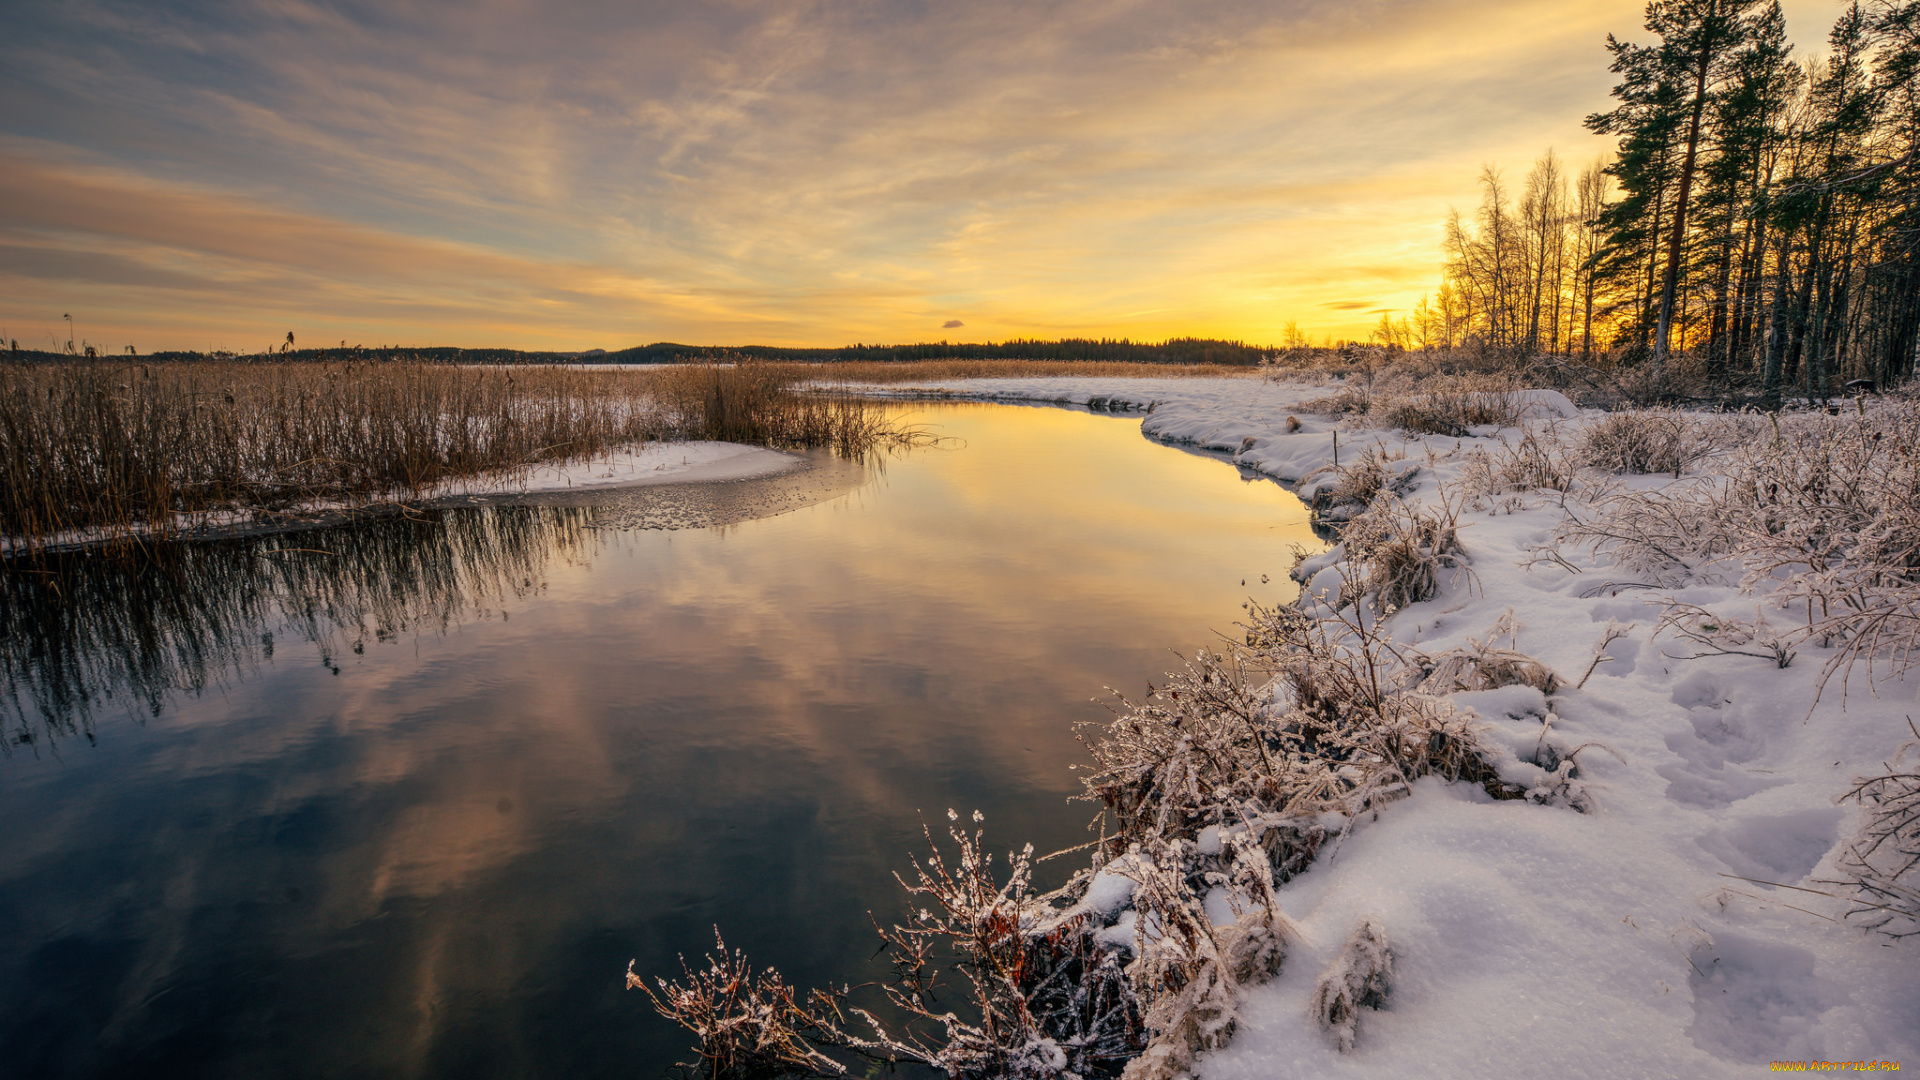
0;403;1315;1079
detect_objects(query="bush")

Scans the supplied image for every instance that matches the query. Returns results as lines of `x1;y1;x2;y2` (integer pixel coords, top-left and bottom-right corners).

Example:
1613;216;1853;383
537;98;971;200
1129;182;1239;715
630;932;848;1079
1576;408;1715;476
1555;394;1920;706
1337;495;1470;614
1302;446;1414;525
1831;729;1920;939
1376;387;1524;437
1311;918;1393;1052
1458;425;1576;498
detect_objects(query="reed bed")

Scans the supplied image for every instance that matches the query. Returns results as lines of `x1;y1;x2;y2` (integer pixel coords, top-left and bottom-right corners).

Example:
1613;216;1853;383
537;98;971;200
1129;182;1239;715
642;362;904;455
0;359;907;552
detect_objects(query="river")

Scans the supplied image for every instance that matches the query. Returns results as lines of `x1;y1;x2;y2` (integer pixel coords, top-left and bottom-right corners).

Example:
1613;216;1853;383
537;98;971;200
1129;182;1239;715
0;401;1316;1079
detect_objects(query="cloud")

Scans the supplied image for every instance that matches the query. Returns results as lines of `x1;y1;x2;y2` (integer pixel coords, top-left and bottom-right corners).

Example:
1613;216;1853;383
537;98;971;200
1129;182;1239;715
943;319;964;329
1321;300;1379;311
0;0;1746;347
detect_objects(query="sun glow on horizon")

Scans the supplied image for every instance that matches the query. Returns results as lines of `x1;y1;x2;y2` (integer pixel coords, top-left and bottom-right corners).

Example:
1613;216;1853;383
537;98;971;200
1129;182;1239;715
0;0;1845;353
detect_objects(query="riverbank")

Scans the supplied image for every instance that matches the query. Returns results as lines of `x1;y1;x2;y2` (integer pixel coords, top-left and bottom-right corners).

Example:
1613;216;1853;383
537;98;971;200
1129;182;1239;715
0;440;803;555
835;374;1919;1078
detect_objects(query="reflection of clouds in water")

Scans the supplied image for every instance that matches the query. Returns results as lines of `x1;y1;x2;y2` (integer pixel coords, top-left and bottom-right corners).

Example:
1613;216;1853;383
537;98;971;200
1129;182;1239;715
0;403;1320;1075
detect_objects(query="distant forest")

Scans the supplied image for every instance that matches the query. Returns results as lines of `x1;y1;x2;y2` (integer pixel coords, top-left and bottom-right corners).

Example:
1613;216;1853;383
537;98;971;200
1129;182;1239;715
3;337;1269;367
1387;0;1920;395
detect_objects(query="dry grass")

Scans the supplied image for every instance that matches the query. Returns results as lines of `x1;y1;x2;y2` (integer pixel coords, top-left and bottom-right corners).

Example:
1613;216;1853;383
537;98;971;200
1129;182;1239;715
1576;408;1716;476
1311;919;1392;1053
1375;387;1526;437
642;363;906;455
1335;495;1470;615
1458;425;1578;498
1556;394;1920;707
0;359;911;553
1830;725;1920;939
1414;610;1561;694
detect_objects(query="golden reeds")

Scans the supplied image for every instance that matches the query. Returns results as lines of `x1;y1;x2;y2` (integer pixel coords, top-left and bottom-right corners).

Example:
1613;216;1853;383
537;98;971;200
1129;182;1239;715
0;359;908;552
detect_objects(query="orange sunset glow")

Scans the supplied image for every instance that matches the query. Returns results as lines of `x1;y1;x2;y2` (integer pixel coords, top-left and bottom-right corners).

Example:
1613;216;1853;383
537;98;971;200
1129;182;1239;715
0;0;1842;352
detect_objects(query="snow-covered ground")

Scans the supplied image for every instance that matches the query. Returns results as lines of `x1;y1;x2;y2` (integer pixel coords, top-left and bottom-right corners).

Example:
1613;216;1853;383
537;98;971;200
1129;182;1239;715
504;440;798;492
845;375;1920;1078
2;441;799;554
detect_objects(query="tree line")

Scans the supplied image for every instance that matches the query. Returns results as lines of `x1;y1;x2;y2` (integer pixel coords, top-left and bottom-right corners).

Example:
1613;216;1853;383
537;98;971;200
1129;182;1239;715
1;337;1268;367
612;337;1268;366
1413;0;1920;398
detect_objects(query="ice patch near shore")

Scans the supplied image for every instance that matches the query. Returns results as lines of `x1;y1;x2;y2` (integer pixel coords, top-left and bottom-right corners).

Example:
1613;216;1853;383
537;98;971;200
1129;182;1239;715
501;440;800;493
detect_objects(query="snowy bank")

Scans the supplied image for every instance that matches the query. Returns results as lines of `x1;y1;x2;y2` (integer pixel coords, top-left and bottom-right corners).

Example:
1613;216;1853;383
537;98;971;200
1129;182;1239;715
848;375;1920;1078
2;440;800;555
503;440;799;492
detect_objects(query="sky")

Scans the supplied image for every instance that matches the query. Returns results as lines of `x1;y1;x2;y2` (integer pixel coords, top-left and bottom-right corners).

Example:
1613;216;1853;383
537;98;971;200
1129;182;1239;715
0;0;1846;352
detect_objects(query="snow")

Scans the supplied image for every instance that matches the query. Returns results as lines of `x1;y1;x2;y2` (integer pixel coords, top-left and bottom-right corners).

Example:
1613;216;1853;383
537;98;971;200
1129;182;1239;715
1082;862;1142;916
843;373;1920;1077
499;440;798;492
2;440;798;554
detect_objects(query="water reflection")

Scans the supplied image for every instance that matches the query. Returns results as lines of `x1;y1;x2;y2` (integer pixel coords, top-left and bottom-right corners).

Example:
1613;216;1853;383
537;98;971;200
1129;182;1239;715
1;506;601;751
0;403;1318;1079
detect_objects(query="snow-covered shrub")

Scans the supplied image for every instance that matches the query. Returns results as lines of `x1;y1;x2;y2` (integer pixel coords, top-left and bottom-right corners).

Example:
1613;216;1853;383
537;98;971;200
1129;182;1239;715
1311;917;1393;1052
1336;494;1469;614
1406;391;1523;434
1413;609;1560;694
1577;408;1715;476
1117;835;1291;1080
1650;600;1797;668
1376;387;1524;438
1302;446;1415;525
1561;395;1920;700
1832;729;1920;939
631;931;848;1079
1458;425;1576;499
1598;352;1717;408
1554;482;1740;587
846;812;1145;1079
1082;602;1520;866
642;817;1148;1079
1296;383;1372;418
1716;400;1920;695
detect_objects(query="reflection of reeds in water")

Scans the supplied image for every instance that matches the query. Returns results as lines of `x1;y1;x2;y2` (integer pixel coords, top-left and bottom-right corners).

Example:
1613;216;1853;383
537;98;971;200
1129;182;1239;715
0;506;600;751
0;359;913;552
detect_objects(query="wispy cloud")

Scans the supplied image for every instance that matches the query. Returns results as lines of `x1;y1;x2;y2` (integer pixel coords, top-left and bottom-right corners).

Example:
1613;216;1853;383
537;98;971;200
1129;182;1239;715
0;0;1842;349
